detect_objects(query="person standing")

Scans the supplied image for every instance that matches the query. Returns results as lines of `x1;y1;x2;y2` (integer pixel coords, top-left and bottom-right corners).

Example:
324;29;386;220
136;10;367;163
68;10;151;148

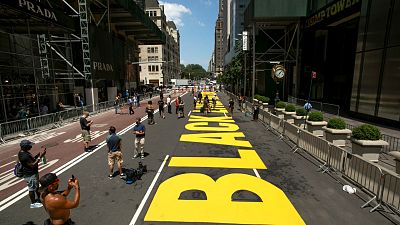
212;95;217;109
106;126;124;179
166;95;172;114
133;94;138;107
128;97;134;115
178;96;185;118
175;96;180;114
146;101;155;125
193;96;197;110
197;92;202;104
39;173;80;225
252;102;260;121
114;96;120;114
80;111;93;152
158;98;165;119
132;118;146;159
18;139;46;208
229;99;234;115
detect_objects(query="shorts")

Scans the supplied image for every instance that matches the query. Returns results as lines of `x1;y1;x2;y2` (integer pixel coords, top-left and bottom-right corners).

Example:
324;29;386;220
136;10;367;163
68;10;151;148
44;218;75;225
24;173;39;191
108;151;123;166
81;130;91;142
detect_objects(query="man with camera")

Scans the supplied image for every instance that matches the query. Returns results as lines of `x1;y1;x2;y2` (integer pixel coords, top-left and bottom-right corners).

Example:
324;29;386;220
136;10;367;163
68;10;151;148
80;111;93;152
18;139;46;209
132;117;146;159
40;173;80;225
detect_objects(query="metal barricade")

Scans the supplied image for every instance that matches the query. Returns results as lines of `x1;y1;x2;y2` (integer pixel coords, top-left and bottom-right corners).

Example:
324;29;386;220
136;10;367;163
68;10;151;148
0;119;30;137
328;144;347;173
284;122;299;144
298;129;330;166
343;154;385;212
270;114;281;131
380;172;400;214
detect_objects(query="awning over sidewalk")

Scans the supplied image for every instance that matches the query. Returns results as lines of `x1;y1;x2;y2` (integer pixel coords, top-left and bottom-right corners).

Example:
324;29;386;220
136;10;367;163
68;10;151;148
110;0;166;44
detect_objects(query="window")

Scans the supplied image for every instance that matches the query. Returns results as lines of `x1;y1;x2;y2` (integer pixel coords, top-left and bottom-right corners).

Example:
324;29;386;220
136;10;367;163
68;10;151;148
155;47;158;53
139;66;141;72
148;56;159;62
147;47;151;53
148;65;160;72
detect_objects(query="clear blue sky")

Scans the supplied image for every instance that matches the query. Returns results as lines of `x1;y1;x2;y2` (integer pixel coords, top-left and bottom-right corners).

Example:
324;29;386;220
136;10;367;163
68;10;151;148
159;0;218;70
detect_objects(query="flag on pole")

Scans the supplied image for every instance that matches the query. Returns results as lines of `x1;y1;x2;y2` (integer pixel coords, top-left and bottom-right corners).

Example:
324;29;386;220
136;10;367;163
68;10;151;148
311;71;317;79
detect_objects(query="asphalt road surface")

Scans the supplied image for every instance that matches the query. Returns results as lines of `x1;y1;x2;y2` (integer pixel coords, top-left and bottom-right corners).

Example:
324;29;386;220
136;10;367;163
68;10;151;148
0;91;396;225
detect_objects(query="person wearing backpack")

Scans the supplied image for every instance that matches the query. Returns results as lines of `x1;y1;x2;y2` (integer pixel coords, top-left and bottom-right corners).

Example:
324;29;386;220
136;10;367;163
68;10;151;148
18;139;46;208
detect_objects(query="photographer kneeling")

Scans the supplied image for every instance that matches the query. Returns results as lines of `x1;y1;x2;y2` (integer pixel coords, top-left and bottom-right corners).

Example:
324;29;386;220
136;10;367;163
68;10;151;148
40;173;80;225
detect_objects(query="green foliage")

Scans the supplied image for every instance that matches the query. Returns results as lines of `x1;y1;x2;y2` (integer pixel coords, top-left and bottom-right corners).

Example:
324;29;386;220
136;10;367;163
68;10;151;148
296;108;307;116
285;104;296;112
181;64;208;80
327;117;346;129
254;95;269;103
275;101;286;108
217;55;243;87
352;124;381;140
307;111;324;121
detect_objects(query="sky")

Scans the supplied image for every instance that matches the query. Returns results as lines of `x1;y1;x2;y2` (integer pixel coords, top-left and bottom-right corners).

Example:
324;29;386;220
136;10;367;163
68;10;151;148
159;0;218;70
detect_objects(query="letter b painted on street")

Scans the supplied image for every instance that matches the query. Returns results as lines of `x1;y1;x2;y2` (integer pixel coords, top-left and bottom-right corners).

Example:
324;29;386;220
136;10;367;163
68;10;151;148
144;173;305;224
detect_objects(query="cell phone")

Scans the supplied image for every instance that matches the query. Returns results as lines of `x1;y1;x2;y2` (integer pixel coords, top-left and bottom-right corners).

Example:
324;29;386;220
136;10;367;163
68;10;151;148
71;175;75;182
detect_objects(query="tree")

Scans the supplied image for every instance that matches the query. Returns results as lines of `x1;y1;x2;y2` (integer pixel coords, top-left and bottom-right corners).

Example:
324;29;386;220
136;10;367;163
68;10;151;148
218;54;243;93
181;64;208;80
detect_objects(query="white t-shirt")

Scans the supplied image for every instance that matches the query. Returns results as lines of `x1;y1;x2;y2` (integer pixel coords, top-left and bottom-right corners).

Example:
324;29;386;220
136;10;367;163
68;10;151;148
167;97;171;104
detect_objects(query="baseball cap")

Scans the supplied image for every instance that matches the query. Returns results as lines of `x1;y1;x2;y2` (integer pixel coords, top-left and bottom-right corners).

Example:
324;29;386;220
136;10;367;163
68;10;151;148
20;140;34;148
39;173;59;192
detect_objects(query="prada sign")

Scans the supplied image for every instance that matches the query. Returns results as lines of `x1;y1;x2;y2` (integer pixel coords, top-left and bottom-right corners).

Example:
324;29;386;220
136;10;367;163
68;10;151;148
93;62;114;72
1;0;74;30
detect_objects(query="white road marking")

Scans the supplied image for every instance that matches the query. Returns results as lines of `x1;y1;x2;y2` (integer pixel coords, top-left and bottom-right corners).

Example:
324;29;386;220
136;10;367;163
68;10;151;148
224;112;227;117
0;161;15;169
63;130;109;143
253;168;261;178
188;110;192;117
129;155;169;225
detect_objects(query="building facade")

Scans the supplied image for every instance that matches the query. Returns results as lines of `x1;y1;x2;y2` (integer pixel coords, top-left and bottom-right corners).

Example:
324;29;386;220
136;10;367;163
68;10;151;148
214;0;225;76
139;0;180;87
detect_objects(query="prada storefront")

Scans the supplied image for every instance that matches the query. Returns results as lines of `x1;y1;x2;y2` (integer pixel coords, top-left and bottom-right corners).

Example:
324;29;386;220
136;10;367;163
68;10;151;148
301;0;400;126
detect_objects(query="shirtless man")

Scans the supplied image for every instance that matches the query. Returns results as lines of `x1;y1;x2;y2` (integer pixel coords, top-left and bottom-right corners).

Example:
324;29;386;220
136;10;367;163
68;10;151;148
39;173;80;225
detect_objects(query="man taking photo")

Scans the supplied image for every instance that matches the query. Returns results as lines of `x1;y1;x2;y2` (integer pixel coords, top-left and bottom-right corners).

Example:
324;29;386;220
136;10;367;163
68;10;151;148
40;173;80;225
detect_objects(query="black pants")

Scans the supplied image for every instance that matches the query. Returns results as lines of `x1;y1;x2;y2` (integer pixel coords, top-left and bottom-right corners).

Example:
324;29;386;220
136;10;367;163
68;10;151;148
167;104;171;113
175;106;178;114
129;105;134;115
148;113;154;124
253;109;259;120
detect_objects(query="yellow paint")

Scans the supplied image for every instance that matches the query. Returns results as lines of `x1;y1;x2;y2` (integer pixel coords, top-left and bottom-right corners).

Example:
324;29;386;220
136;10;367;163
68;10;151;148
144;173;305;224
189;115;234;122
192;108;228;113
169;149;267;169
185;122;239;132
180;132;252;147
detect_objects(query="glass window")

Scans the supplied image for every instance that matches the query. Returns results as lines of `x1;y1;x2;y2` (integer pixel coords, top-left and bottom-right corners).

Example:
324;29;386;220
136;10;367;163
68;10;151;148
147;47;151;53
365;0;391;51
357;50;382;116
389;0;400;46
148;65;151;71
350;53;362;111
155;47;158;53
378;46;400;121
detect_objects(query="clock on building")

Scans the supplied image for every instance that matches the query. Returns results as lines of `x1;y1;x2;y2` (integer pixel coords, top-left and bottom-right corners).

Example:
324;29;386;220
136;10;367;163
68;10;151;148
272;64;286;82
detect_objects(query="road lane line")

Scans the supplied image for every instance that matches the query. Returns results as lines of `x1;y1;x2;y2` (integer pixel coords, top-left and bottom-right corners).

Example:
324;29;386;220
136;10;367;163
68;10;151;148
0;115;142;211
129;155;169;225
0;160;15;169
253;168;261;178
224;112;227;117
188;110;191;117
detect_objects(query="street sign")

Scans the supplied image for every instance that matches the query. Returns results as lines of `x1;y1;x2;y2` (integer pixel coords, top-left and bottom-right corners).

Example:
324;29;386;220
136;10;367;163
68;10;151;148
242;31;248;51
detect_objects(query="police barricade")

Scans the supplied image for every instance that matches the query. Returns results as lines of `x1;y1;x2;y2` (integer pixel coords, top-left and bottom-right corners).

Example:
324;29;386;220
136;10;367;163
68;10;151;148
0;118;30;139
263;110;272;126
379;171;400;214
27;112;58;131
270;114;281;131
327;144;347;173
343;154;385;212
284;121;299;145
298;129;330;167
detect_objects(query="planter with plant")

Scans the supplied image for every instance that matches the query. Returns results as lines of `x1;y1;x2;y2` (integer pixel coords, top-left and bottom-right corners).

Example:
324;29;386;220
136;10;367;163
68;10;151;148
323;117;352;147
283;104;296;123
306;111;327;137
351;124;388;160
259;96;270;110
292;108;307;128
274;101;286;118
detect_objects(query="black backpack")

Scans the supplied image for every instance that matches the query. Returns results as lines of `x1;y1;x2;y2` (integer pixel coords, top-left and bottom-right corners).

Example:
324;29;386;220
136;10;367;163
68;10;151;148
14;162;23;178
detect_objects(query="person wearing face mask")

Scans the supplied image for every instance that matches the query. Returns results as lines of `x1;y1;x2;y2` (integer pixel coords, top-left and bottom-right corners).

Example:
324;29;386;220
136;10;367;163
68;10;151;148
39;173;80;225
132;117;146;159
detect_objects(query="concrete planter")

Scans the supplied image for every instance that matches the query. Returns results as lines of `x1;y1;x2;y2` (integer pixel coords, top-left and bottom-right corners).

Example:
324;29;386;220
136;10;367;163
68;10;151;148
388;151;400;174
323;127;352;147
262;103;269;111
292;115;307;129
274;108;285;118
351;139;389;162
283;111;296;123
306;120;328;137
253;99;258;103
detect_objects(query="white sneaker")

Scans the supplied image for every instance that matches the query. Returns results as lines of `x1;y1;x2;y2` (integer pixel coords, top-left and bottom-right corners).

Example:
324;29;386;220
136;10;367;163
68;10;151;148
132;154;138;159
30;203;43;208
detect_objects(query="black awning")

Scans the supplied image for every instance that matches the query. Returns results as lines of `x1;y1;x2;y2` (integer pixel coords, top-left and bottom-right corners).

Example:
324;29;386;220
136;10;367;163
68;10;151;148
109;0;166;44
